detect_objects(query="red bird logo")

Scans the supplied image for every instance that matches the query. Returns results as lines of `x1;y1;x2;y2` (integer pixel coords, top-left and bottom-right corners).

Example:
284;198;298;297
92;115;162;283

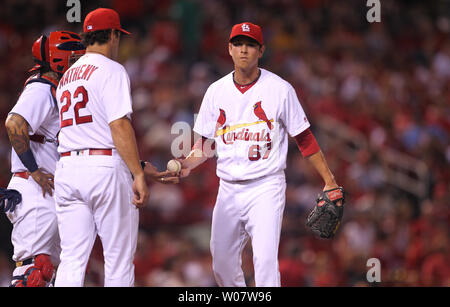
217;108;226;127
215;108;226;136
253;101;272;130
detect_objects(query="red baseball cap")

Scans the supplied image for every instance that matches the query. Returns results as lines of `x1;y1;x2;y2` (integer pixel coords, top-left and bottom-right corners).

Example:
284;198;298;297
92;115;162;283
229;22;263;46
83;8;131;35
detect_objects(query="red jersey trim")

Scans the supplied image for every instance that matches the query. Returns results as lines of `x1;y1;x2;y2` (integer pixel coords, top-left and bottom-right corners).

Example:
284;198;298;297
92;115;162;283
234;80;257;94
233;70;261;94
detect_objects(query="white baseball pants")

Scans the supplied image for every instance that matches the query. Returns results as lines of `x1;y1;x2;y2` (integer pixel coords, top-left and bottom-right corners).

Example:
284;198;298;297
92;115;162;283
210;171;286;287
53;152;138;287
6;175;60;265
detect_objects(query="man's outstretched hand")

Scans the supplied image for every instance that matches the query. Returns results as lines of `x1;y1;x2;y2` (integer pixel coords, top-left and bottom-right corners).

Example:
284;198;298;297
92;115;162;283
143;161;180;184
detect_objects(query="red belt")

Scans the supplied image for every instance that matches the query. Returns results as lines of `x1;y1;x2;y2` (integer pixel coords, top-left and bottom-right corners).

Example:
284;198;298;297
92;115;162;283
60;149;113;157
13;171;30;179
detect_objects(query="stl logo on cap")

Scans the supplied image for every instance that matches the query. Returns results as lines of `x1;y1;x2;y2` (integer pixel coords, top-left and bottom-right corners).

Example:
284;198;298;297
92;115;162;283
241;24;250;32
229;22;263;46
87;25;93;30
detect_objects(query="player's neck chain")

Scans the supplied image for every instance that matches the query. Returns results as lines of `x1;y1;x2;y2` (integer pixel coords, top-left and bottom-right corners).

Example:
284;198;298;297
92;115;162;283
233;68;261;86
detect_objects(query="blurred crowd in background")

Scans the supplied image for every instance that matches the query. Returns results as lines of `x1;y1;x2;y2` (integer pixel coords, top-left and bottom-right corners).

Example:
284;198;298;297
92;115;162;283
0;0;449;286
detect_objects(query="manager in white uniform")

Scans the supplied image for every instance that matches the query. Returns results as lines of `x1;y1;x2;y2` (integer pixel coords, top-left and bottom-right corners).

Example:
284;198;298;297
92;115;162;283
54;8;149;287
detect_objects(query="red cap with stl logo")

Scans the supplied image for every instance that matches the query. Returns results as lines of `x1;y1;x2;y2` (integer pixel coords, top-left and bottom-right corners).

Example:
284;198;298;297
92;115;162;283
83;8;131;35
229;22;263;46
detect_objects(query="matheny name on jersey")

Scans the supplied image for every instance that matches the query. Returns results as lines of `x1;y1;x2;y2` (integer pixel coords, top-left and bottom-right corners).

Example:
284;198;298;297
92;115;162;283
58;64;98;89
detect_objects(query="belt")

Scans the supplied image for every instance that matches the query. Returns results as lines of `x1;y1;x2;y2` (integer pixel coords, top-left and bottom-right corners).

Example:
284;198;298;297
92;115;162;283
13;171;30;180
60;149;113;157
16;257;34;267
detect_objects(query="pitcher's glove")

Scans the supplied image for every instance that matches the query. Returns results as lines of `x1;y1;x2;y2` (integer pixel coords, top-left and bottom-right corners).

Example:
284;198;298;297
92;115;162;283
306;187;345;239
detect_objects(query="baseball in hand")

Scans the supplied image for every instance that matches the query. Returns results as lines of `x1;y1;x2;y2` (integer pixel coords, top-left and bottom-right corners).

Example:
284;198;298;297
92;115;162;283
167;159;182;173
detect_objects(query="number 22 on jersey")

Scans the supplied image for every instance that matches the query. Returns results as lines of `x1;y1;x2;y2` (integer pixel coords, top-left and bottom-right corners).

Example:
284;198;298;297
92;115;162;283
60;85;93;128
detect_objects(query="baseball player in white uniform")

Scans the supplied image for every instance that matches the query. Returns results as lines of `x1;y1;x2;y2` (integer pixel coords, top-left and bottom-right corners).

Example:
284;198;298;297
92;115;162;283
53;8;153;287
2;31;85;287
168;22;343;287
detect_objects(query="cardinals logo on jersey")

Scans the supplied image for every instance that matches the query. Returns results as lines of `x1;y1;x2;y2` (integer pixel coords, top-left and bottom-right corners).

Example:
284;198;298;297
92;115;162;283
253;101;272;130
215;105;274;144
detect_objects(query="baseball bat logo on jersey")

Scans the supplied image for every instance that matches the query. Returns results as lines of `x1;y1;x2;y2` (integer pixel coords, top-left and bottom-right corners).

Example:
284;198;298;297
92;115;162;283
253;101;273;130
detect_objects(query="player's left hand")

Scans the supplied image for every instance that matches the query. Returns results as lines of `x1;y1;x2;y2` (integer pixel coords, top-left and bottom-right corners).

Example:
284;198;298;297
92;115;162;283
323;182;342;207
306;186;345;239
30;169;54;197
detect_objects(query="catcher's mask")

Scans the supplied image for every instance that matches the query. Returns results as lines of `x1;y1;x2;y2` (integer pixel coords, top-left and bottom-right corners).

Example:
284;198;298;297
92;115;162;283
29;31;86;74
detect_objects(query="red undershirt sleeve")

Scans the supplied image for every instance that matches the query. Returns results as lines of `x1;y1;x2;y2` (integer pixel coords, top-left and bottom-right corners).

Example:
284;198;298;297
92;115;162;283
294;128;321;157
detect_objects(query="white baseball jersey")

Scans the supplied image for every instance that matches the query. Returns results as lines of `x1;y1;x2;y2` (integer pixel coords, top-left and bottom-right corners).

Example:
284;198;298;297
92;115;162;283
9;81;60;174
194;68;310;181
56;53;133;152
